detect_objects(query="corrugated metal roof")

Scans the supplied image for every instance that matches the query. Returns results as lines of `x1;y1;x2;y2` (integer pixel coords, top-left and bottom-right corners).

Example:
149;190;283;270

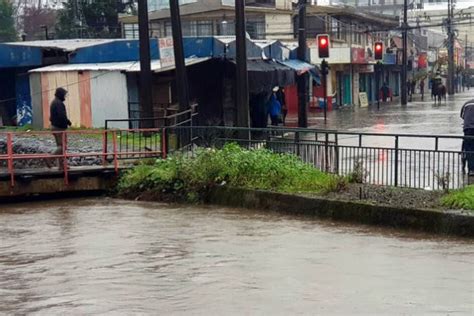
29;57;211;73
6;39;127;51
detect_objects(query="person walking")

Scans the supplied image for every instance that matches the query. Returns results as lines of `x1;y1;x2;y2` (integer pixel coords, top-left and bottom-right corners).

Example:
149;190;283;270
460;98;474;175
49;87;72;169
419;79;425;101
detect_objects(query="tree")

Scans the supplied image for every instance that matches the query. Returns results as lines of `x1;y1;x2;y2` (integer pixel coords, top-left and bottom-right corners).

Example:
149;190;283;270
22;6;56;40
56;0;132;39
0;0;17;42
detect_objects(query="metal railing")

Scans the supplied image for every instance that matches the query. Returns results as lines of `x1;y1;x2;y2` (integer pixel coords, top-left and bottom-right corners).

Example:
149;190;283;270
105;106;198;157
164;126;471;190
0;128;165;187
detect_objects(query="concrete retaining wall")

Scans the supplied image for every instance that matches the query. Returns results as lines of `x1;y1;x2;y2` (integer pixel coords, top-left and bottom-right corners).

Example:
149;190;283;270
207;187;474;238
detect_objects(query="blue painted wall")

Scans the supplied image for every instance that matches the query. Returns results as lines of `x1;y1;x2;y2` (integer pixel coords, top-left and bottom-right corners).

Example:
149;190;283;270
0;44;42;68
15;71;32;126
183;37;218;58
70;39;160;63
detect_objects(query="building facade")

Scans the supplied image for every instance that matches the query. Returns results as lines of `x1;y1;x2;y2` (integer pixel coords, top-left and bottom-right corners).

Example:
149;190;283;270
305;6;399;107
120;0;293;40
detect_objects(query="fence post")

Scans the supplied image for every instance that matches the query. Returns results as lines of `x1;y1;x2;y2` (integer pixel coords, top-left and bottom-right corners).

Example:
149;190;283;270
334;133;339;174
104;120;108;160
394;135;399;186
325;132;329;172
113;131;119;174
161;128;167;159
62;131;69;185
7;133;14;187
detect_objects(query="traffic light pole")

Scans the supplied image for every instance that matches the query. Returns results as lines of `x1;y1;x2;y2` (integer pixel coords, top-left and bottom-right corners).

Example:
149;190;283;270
321;59;329;123
376;62;380;110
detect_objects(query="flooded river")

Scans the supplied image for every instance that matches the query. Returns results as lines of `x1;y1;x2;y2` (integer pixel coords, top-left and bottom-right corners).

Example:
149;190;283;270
0;198;473;314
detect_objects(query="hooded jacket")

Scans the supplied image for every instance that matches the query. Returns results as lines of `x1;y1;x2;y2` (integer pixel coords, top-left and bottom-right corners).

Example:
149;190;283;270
50;88;71;129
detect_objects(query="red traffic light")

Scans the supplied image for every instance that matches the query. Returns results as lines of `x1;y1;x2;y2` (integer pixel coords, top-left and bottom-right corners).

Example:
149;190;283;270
317;34;330;58
374;41;383;60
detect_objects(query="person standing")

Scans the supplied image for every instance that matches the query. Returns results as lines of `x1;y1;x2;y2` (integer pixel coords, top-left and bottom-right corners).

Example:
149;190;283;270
268;88;282;127
275;87;287;125
460;98;474;175
50;87;72;169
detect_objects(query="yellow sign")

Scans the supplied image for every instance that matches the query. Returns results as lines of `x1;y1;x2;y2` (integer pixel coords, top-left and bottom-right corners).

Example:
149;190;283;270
359;92;369;108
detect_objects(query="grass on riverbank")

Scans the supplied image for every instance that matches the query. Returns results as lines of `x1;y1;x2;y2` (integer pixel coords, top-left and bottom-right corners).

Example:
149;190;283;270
441;185;474;211
118;143;341;202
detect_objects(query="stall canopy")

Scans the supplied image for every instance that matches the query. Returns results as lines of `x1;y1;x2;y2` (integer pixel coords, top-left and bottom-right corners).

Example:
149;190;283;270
277;59;321;85
235;59;296;94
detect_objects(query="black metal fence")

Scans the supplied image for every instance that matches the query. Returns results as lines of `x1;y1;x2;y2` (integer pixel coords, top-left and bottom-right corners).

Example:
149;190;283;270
165;126;470;190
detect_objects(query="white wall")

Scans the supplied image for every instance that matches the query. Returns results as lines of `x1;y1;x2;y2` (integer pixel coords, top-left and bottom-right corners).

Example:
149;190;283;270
90;71;129;128
265;14;293;40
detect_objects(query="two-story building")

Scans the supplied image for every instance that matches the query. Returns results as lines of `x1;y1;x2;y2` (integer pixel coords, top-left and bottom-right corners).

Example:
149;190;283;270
120;0;293;40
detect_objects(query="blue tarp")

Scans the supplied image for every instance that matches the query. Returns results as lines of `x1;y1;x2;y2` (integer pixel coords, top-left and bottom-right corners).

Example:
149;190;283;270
278;59;321;85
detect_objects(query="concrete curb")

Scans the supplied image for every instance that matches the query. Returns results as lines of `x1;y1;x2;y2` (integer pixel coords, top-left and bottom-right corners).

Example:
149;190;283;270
207;187;474;238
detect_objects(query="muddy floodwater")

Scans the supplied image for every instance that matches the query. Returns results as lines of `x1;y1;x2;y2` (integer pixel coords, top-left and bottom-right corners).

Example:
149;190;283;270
0;198;473;314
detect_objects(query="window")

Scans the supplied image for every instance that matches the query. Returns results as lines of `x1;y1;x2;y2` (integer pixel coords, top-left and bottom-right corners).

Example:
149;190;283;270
219;20;235;35
331;18;345;41
124;23;139;39
247;20;265;39
197;21;214;36
182;21;197;36
164;21;172;37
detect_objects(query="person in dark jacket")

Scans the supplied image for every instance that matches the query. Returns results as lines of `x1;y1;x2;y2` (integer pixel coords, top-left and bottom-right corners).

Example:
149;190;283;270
275;87;287;125
49;87;71;169
460;99;474;175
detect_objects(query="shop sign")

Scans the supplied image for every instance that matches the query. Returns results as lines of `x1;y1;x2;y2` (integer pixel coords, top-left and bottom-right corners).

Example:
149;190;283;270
351;47;366;64
358;64;374;73
159;37;175;68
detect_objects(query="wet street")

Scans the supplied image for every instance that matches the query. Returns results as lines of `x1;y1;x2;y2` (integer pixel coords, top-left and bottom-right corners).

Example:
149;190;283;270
288;90;474;135
1;198;473;314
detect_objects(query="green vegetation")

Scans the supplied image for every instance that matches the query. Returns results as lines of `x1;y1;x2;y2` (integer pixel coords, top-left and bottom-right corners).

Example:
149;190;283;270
0;0;16;42
441;185;474;212
118;143;341;202
55;0;134;39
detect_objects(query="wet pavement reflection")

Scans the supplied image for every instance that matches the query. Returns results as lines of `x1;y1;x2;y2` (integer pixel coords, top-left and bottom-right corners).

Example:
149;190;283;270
0;198;473;314
288;90;474;135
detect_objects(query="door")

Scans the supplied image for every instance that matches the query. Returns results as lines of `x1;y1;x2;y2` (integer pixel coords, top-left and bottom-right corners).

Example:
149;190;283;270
343;74;352;105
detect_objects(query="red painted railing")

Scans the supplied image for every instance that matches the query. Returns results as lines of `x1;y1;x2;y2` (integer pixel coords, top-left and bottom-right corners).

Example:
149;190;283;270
0;128;166;187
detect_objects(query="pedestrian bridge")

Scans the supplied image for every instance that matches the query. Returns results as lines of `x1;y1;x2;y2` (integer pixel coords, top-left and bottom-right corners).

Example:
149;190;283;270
0;128;165;197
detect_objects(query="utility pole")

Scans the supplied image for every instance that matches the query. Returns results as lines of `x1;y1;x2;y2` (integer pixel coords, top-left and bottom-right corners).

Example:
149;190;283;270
137;0;154;127
401;0;408;105
170;0;190;112
235;0;250;128
297;0;308;127
447;0;455;95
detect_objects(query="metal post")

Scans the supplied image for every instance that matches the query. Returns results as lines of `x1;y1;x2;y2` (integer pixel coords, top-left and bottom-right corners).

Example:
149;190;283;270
297;0;308;128
235;0;250;129
447;0;455;95
170;0;190;112
137;0;154;128
401;0;408;106
394;135;399;186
